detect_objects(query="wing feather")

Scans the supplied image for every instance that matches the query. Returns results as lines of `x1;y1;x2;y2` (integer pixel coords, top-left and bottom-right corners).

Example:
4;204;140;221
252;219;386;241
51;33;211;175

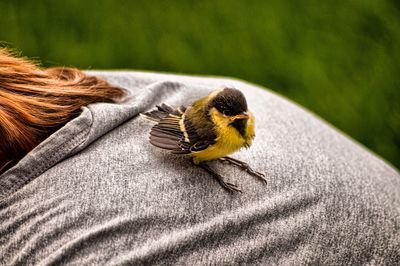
143;103;216;154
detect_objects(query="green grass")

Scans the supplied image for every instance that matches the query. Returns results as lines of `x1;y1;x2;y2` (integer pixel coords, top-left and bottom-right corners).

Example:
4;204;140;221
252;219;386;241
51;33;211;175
1;0;399;169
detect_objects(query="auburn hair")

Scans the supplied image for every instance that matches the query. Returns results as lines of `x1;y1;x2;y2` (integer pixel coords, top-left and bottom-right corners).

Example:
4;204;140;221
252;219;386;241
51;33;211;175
0;49;125;174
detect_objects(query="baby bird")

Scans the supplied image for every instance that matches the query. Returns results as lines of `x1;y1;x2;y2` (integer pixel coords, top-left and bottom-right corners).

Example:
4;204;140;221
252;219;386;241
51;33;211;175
141;87;266;192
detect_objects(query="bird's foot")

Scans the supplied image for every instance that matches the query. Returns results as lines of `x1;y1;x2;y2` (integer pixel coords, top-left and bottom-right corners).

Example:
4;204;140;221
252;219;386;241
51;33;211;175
198;162;242;193
219;156;267;185
219;180;242;193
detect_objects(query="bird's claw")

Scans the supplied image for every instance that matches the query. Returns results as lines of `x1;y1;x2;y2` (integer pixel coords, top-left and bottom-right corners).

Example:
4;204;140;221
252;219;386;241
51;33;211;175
246;168;267;184
198;162;242;193
223;181;242;193
220;157;267;185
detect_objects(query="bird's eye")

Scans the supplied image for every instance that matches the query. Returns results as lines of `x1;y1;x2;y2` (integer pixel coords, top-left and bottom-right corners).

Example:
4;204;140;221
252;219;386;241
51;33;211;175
223;110;232;116
215;102;231;115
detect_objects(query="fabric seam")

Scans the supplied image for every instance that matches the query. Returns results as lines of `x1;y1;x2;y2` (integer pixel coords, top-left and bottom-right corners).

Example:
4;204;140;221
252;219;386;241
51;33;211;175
0;114;93;201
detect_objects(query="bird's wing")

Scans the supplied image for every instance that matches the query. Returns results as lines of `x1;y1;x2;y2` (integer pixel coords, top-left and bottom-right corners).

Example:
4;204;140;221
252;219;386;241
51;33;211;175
141;103;182;122
144;104;215;154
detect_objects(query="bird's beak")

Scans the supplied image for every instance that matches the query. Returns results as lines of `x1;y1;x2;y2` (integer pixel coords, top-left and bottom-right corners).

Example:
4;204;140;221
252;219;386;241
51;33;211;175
231;111;249;120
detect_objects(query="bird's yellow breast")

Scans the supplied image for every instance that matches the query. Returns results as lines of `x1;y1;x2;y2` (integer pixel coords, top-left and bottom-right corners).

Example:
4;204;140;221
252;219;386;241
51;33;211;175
191;108;254;164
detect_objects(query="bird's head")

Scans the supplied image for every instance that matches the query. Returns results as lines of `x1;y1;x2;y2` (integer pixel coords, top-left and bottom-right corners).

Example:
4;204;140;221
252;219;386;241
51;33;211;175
207;88;252;137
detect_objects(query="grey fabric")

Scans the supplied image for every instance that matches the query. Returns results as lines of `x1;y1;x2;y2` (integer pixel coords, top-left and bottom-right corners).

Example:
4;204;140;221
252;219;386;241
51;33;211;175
1;71;399;265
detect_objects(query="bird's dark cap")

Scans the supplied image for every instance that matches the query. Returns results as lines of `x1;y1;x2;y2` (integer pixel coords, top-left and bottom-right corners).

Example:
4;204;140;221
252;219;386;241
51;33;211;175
210;88;248;116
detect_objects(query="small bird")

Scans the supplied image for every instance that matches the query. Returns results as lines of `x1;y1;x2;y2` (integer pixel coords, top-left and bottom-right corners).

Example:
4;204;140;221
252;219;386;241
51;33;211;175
141;87;266;192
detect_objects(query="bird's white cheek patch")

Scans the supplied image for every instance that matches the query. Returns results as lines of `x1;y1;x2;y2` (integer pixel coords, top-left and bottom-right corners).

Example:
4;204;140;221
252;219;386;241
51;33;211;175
210;108;231;128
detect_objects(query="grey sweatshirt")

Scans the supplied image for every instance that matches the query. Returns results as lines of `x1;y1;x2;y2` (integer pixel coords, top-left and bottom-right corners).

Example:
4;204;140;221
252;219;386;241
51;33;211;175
1;71;399;265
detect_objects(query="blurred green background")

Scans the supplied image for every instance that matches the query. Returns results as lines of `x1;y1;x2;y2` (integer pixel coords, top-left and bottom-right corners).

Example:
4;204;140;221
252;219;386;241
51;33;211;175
1;0;399;169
